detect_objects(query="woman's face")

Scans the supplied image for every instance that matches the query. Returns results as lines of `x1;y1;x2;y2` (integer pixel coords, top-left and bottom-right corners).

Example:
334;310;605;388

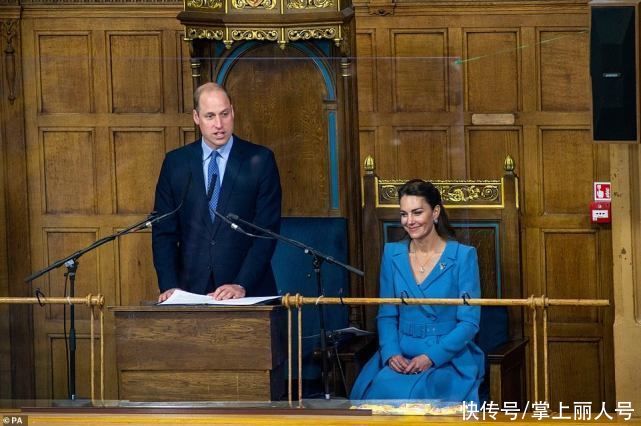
399;195;440;241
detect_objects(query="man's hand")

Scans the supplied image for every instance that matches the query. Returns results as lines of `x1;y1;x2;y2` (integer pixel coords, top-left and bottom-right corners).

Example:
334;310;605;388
158;288;177;303
403;354;433;374
208;284;246;300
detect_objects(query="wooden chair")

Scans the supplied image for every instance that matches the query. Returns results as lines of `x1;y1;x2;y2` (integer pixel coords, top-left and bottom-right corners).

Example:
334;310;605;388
357;155;527;405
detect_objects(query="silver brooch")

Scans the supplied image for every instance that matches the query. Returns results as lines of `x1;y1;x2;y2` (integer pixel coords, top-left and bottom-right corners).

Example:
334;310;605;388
439;263;446;270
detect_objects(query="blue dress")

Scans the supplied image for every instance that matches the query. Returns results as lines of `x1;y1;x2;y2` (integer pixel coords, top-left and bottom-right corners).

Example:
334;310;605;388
350;240;485;403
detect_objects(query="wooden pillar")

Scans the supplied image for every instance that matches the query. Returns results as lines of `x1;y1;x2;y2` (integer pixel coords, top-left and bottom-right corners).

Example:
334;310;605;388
0;10;36;399
610;143;641;408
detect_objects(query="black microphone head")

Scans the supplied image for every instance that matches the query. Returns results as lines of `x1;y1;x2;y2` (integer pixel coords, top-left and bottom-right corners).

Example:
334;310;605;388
227;213;239;221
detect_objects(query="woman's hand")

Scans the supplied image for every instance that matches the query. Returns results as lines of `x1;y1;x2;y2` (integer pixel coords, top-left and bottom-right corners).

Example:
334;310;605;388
387;354;410;373
404;354;433;374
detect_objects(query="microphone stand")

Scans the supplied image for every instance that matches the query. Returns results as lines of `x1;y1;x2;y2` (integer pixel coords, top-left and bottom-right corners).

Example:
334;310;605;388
24;199;187;400
226;213;363;400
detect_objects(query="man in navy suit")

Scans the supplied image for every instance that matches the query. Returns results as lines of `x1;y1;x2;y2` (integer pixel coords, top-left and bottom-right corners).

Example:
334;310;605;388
153;82;282;302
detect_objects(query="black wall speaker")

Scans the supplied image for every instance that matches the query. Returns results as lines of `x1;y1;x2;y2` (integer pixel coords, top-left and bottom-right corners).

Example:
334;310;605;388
590;2;639;142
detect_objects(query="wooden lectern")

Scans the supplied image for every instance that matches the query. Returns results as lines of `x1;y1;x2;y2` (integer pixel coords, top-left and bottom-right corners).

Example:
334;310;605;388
111;305;286;401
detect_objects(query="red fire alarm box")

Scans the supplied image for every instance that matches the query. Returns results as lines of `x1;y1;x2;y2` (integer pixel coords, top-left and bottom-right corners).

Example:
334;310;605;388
590;201;611;223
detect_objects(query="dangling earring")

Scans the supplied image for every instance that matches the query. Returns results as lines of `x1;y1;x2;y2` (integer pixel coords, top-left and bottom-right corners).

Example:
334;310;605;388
433;218;439;225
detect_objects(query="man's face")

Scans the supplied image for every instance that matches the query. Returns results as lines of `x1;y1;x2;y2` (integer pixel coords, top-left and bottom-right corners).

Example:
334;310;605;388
193;89;235;149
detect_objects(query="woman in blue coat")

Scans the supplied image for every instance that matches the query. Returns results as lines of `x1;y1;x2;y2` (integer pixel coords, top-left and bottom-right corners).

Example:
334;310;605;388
350;179;484;403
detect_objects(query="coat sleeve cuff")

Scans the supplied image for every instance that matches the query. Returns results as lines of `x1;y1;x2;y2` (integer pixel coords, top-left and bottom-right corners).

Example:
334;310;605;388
380;344;402;365
425;346;448;367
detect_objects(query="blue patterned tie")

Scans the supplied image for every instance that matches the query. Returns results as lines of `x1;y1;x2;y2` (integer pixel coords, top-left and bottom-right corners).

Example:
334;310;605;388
207;151;221;222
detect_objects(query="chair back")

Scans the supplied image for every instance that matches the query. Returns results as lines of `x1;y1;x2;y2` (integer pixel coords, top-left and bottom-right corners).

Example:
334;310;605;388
271;217;350;379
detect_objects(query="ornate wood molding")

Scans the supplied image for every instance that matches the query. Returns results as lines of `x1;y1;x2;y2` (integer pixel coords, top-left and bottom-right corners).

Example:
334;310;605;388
1;19;17;103
375;178;504;209
18;0;181;3
180;0;353;49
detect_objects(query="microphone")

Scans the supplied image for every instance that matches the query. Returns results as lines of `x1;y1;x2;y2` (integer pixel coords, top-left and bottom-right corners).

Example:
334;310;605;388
145;173;192;229
216;211;273;239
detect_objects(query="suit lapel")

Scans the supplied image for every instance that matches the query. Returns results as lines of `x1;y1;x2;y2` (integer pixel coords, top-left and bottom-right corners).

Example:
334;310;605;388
211;136;244;236
419;242;456;291
391;247;437;317
187;141;214;235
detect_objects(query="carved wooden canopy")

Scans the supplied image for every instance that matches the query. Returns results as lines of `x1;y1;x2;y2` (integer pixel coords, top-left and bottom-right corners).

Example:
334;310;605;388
178;0;354;49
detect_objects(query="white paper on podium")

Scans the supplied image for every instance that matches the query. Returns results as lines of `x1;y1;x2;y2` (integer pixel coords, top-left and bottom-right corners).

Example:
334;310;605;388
158;289;280;306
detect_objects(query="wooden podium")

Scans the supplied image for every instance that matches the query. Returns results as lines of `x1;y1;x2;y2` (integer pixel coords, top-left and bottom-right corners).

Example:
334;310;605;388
111;305;286;401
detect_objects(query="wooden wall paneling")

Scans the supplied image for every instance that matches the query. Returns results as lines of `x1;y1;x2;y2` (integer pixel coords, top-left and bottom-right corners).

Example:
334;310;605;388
391;30;448;113
547;340;604;411
223;43;330;216
355;2;614;407
36;32;93;114
540;127;594;215
373;126;394;177
20;10;191;398
521;26;538;113
448;27;463;114
544;231;599;323
356;30;376;113
375;27;393;114
180;126;196;147
107;31;164;114
466;127;521;179
12;14;38;399
112;128;165;214
41;129;97;214
94;126;115;215
526;122;613;405
117;230;155;306
0;13;18;399
50;335;100;399
0;64;9;398
537;28;590;112
176;31;193;115
394;127;450;179
464;29;521;112
448;28;466;178
161;29;179;117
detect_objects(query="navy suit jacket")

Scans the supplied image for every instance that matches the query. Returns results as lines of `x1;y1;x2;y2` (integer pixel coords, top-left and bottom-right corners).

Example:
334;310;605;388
152;137;282;296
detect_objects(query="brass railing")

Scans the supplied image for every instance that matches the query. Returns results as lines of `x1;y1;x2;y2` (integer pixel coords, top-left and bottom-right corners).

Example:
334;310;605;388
281;294;609;406
0;295;105;403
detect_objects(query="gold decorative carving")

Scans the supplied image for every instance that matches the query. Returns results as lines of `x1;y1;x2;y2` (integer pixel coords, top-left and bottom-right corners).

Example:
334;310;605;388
231;29;279;42
233;0;276;9
287;27;336;42
364;155;375;173
287;0;333;9
504;155;515;173
2;19;17;104
439;183;500;204
186;27;224;40
377;180;503;208
186;0;223;8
